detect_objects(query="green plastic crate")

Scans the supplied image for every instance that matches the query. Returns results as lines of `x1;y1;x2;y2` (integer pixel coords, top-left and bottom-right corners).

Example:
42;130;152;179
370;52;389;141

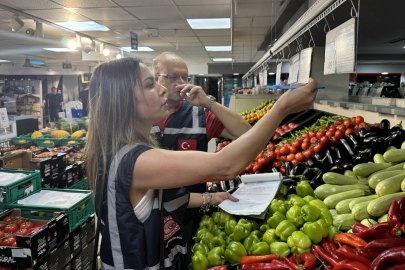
69;178;88;190
0;169;41;209
11;189;94;233
33;137;60;147
59;136;86;146
10;135;36;145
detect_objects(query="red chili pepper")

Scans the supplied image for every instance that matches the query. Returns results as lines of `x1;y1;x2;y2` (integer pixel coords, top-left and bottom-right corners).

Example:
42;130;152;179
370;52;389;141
272;260;294;270
402;223;405;234
334;260;370;270
325;266;333;270
320;238;343;261
358;220;396;240
336;245;372;267
300;252;317;269
388;201;402;238
289;253;302;265
365;238;405;250
388;263;405;270
282;257;303;270
313;245;340;266
240;263;289;270
356;246;383;260
333;233;368;248
311;248;329;268
352;222;369;234
240;255;280;264
208;267;227;270
398;197;405;223
371;246;405;270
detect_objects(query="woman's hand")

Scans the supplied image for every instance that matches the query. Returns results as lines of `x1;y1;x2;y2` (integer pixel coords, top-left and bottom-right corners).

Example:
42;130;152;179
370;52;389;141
212;192;239;206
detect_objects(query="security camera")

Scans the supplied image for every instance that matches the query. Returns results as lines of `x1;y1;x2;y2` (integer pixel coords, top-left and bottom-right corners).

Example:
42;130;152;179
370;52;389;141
25;28;35;36
83;44;93;54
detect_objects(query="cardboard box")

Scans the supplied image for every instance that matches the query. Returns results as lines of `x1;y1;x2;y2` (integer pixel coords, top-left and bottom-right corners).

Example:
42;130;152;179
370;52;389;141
86;214;96;243
82;238;96;270
61;262;72;270
56;172;70;189
42;175;58;189
47;212;69;249
65;165;79;188
29;157;54;179
76;161;86;181
68;226;82;259
57;153;67;173
71;250;84;270
0;151;32;170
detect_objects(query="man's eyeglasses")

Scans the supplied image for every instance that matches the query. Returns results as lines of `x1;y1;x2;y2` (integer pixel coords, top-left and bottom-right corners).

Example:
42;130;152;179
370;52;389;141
155;74;190;83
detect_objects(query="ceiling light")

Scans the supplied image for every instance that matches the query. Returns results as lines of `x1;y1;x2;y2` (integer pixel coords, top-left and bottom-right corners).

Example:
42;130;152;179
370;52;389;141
187;18;230;29
205;46;232;51
102;49;110;56
0;60;11;62
121;46;154;52
43;48;78;52
233;73;239;75
68;40;77;49
269;72;275;75
212;58;233;62
8;15;24;32
114;53;122;59
381;72;389;75
199;74;205;75
55;21;109;31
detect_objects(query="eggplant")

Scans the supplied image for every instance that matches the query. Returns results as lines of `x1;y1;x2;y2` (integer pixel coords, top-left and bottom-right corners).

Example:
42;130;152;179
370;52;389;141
348;133;363;151
303;167;317;180
309;180;318;190
325;149;336;166
362;134;380;149
286;185;297;196
352;153;369;165
329;164;344;174
314;151;326;162
272;167;280;173
370;137;385;157
307;158;316;168
282;178;298;187
311;170;324;186
335;144;349;160
340;138;356;156
291;163;306;176
285;161;293;176
341;162;354;171
380;119;390;131
390;122;402;133
389;129;405;148
358;128;370;139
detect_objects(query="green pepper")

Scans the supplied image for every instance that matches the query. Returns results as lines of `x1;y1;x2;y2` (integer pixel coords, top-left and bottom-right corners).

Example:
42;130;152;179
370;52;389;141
192;243;210;256
275;220;297;241
200;214;211;223
301;204;321;222
250;230;262;239
289;196;307;208
267;211;287;229
212;211;235;226
270;242;291;258
243;235;260;255
252;241;270;255
287;231;312;254
209;236;226;250
286;205;305;228
234;219;252;242
318;207;333;227
248;219;260;231
309;199;329;210
207;247;225;267
260;222;271;232
193;227;208;242
211;225;224;237
225;219;237;236
201;231;215;247
199;217;216;233
226;233;235;245
296;181;314;198
278;184;288;197
278;196;286;201
328;225;342;241
287;194;299;201
269;199;288;215
191;251;209;270
263;229;277;246
224;241;247;264
303;195;315;203
317;219;328;238
302;221;323;244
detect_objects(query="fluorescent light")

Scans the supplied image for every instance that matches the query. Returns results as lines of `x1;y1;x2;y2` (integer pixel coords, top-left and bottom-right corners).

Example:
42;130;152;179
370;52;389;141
31;60;44;65
187;18;230;29
121;46;154;52
103;49;110;56
55;21;109;31
43;48;78;52
269;72;275;75
205;46;231;51
212;58;233;62
68;40;77;49
0;60;11;62
199;74;205;75
233;73;239;75
381;72;389;75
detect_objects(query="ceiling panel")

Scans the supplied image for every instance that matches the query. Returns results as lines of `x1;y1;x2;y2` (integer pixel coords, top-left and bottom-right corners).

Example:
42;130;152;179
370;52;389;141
0;0;62;10
202;41;232;46
51;0;116;8
176;42;204;47
234;27;269;36
24;9;88;22
141;42;174;48
199;36;230;42
75;7;131;21
125;6;182;20
165;36;199;43
194;29;230;37
174;0;230;5
159;29;195;37
178;5;230;18
113;0;173;6
234;16;274;28
92;20;134;31
236;3;276;17
142;19;190;30
0;9;14;20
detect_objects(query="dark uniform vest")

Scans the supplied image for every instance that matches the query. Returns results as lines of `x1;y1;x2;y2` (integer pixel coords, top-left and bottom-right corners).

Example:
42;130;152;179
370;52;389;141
96;145;189;270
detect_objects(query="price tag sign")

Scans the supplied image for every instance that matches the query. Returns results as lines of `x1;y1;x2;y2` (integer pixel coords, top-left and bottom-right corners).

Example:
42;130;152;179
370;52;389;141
65;107;72;125
130;32;138;50
0;108;9;128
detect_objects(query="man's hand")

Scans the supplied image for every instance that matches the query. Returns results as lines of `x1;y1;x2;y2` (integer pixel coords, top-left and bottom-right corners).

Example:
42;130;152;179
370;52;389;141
177;84;210;108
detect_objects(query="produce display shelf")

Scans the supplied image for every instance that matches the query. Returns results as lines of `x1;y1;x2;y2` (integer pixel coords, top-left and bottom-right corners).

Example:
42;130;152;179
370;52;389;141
68;178;88;190
10;189;94;233
10;135;36;145
60;136;87;146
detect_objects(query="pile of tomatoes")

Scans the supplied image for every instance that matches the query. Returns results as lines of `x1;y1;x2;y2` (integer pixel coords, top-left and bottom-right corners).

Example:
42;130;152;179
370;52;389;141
0;216;43;247
240;116;375;175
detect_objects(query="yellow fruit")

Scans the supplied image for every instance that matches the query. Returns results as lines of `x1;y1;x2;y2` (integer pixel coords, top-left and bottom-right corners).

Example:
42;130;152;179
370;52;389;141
71;130;83;139
68;141;77;145
50;130;70;139
31;131;43;138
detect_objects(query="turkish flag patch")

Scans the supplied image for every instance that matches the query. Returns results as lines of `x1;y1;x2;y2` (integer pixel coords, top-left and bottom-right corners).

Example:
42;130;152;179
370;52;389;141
178;139;197;151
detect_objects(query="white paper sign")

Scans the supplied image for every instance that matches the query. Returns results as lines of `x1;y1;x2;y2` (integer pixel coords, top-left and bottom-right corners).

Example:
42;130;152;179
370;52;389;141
0;108;9;128
288;53;300;84
276;63;282;85
298;48;313;84
335;22;355;73
65;107;72;124
263;69;268;86
324;42;336;75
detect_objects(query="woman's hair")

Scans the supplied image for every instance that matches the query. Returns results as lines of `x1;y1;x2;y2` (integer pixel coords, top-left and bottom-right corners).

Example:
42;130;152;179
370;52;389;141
85;57;157;191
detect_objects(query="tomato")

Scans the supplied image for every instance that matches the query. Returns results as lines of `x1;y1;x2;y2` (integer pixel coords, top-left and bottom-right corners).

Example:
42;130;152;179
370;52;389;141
344;119;353;128
335;129;345;139
330;136;339;145
303;149;315;159
15;219;25;228
273;161;282;169
313;143;324;153
0;265;12;270
2;237;15;246
292;140;303;149
334;119;344;125
280;146;290;155
302;133;309;138
345;128;355;137
275;149;281;156
14;228;28;237
3;216;13;223
351;116;357;124
309;130;316;138
285;142;292;148
253;164;261;173
4;224;18;234
0;231;4;239
12;242;17;247
320;126;329;132
310;137;319;144
289;146;297;154
353;124;360;131
316;131;325;139
325;130;334;137
371;123;380;128
320;136;330;145
291;159;299;166
337;124;346;131
359;122;369;129
267;144;276;151
356;116;364;124
0;222;6;231
267;151;276;163
246;164;254;173
20;221;33;230
279;142;285;147
257;158;266;169
329;124;336;130
295;152;306;162
280;167;286;175
287;153;296;162
303;137;310;143
279;156;287;163
301;142;310;151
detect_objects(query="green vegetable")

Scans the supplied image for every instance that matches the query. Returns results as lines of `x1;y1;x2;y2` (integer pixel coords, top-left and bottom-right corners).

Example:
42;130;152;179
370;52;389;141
301;204;321;222
302;220;324;244
250;230;262;239
225;220;237;235
211;225;225;238
209;236;226;250
199;217;216;233
260;223;271;233
207;247;225;267
323;172;360;185
269;199;288;216
374;154;387;163
324;189;365;209
234;219;252;242
309;199;329;210
289;196;307;208
387;146;398;151
201;231;215;247
270;242;291;258
243;235;260;255
191;251;209;270
368;162;405;179
349;195;379;210
303;195;315;203
296;181;314;197
328;226;342;241
252;242;271;255
319;207;333;227
212;211;235;226
353;163;392;177
263;229;277;246
384;149;405;163
267;211;287;229
330;209;338;218
336;198;356;214
314;184;372;200
226;234;234;245
287;231;312;254
193;227;208;243
361;219;377;228
224;241;247;264
248;220;260;231
344;170;357;179
376;172;405;196
286;205;305;228
278;184;288;197
357;177;369;185
401;141;405;149
367;192;405;217
352;201;373;221
287;194;299;201
192;243;210;256
275;220;297;241
378;214;388;223
333;214;356;231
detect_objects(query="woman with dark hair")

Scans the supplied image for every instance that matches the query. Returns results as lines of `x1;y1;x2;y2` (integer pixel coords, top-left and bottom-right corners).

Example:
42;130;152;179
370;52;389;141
86;57;318;270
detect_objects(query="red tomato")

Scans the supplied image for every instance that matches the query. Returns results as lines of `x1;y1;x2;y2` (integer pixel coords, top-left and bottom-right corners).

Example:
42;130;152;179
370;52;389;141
302;133;309;138
279;156;287;163
325;131;334;137
253;164;261;173
351;116;357;124
320;126;329;132
3;217;13;223
275;149;281;156
0;231;4;239
279;142;285;147
257;158;266;169
20;221;33;231
14;228;28;237
353;124;360;131
371;123;380;128
316;131;326;139
335;129;345;139
267;151;277;163
301;142;310;151
267;144;276;151
329;124;336;130
313;144;324;153
344;119;354;128
291;159;299;166
289;146;297;154
295;152;306;162
2;237;15;246
0;223;6;231
0;265;12;270
303;149;315;159
280;146;290;155
334;119;344;125
4;224;18;234
287;153;296;162
15;219;25;228
337;125;346;131
273;161;282;169
359;122;369;129
310;137;319;144
285;143;292;148
345;128;355;137
292;140;302;149
356;116;364;124
246;164;254;173
12;242;17;247
303;137;310;143
280;167;286;175
309;130;316;138
320;136;330;145
330;136;339;145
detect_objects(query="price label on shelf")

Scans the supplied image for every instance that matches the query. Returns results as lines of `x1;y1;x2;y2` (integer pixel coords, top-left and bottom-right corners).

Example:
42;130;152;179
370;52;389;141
0;108;9;128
